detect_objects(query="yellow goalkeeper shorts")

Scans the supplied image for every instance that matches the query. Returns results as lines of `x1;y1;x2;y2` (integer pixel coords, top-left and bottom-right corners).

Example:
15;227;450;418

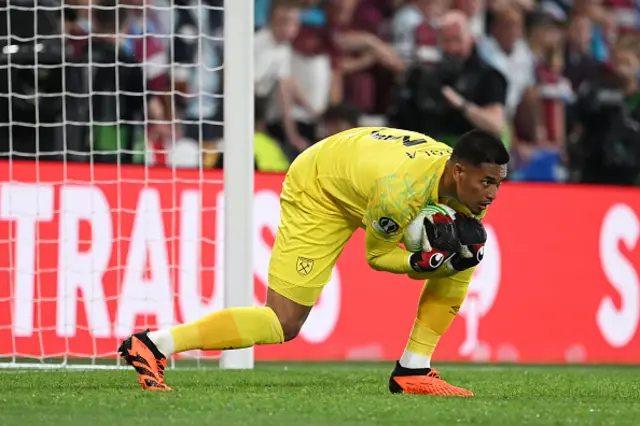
268;154;358;307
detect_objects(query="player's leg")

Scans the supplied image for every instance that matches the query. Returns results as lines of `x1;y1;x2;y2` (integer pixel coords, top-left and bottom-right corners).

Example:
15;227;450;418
264;196;357;340
118;301;289;391
265;287;312;341
389;270;474;396
118;197;356;391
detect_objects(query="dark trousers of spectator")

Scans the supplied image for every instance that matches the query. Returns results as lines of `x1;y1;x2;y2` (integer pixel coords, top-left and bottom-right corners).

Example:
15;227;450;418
267;121;317;162
580;160;639;186
0;125;60;161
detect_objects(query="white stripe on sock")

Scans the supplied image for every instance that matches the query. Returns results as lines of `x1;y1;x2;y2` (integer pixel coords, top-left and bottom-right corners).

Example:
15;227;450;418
399;350;431;369
148;329;175;358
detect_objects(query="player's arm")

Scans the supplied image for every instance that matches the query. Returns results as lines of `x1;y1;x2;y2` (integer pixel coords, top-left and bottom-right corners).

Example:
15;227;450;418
364;228;413;274
365;229;457;279
362;173;418;274
363;175;460;277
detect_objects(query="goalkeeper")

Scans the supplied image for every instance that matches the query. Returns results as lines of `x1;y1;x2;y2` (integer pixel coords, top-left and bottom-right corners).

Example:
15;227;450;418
119;127;509;395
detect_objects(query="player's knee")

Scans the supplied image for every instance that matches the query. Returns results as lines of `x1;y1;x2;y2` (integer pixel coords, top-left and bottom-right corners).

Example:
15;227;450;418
277;317;304;342
269;307;304;342
266;288;311;342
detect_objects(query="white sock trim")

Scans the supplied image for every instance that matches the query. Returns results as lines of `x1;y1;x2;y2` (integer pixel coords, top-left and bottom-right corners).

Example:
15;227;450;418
399;349;431;369
148;329;175;358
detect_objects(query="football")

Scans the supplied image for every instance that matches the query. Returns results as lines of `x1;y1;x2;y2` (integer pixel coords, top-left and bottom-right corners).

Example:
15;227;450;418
403;204;458;252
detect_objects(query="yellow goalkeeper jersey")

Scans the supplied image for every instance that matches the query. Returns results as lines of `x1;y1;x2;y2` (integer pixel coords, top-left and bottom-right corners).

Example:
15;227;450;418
289;127;467;241
282;126;487;278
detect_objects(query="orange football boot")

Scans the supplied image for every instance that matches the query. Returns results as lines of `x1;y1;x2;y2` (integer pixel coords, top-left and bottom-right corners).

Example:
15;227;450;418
389;362;474;397
118;329;171;391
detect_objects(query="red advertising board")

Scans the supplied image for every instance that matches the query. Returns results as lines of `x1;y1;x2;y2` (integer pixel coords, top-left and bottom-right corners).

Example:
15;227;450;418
0;161;639;363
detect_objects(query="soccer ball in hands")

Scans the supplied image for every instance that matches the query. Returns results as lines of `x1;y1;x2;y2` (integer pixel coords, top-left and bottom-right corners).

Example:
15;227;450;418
403;203;460;272
403;204;458;253
404;203;487;273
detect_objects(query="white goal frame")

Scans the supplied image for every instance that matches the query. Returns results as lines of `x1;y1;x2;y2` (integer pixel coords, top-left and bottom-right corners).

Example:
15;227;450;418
220;0;255;370
0;0;255;371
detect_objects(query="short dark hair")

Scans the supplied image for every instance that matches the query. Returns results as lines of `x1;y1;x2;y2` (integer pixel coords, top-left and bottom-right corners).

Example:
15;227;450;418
322;103;361;127
451;129;510;167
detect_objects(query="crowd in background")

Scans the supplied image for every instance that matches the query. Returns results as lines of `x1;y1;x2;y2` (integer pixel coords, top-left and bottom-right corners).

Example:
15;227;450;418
1;0;640;185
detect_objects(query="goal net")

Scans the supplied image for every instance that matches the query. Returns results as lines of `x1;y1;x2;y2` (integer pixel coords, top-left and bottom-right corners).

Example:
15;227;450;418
0;0;255;369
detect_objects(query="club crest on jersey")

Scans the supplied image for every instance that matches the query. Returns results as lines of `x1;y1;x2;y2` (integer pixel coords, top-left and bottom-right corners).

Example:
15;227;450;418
373;217;399;234
296;257;314;276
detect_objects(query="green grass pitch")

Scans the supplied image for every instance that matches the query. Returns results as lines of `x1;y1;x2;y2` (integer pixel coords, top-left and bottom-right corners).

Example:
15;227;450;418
1;362;640;426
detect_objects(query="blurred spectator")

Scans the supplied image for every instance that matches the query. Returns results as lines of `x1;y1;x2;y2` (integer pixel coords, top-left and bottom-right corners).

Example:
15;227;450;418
511;12;568;145
8;0;640;188
318;103;363;138
177;0;224;159
286;2;338;149
478;5;535;124
389;11;507;146
208;97;290;172
569;35;640;185
573;0;611;61
453;0;487;38
324;0;404;113
64;1;87;58
72;0;92;33
0;0;71;160
256;0;273;29
122;0;173;163
607;0;640;34
288;47;330;143
531;17;573;148
298;0;327;27
564;14;599;90
121;0;170;92
78;0;145;164
352;0;398;36
490;0;535;11
254;96;291;172
564;13;600;145
509;13;573;182
257;0;325;30
392;0;449;64
255;1;314;159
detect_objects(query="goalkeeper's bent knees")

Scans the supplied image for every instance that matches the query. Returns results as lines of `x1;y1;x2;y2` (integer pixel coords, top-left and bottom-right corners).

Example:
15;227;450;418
266;287;313;342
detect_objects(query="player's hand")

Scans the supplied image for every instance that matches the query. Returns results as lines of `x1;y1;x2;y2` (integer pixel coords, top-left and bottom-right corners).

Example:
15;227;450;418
409;212;462;272
446;215;487;272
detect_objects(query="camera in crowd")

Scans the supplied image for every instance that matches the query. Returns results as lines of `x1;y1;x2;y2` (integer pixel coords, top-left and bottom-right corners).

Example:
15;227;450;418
388;58;463;136
569;61;640;186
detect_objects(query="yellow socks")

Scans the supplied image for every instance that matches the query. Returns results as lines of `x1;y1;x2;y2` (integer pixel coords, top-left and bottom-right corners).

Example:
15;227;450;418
149;307;285;357
400;276;470;369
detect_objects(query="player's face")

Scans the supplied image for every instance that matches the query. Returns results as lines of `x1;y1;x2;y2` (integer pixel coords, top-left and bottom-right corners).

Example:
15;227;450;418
454;162;507;215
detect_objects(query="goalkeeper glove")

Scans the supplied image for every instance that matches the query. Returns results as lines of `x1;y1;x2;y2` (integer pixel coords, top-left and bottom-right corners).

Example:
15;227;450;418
409;211;462;272
445;215;487;272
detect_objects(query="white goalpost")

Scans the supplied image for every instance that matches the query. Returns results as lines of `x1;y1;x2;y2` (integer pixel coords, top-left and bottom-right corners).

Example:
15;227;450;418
221;0;254;370
0;0;255;370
